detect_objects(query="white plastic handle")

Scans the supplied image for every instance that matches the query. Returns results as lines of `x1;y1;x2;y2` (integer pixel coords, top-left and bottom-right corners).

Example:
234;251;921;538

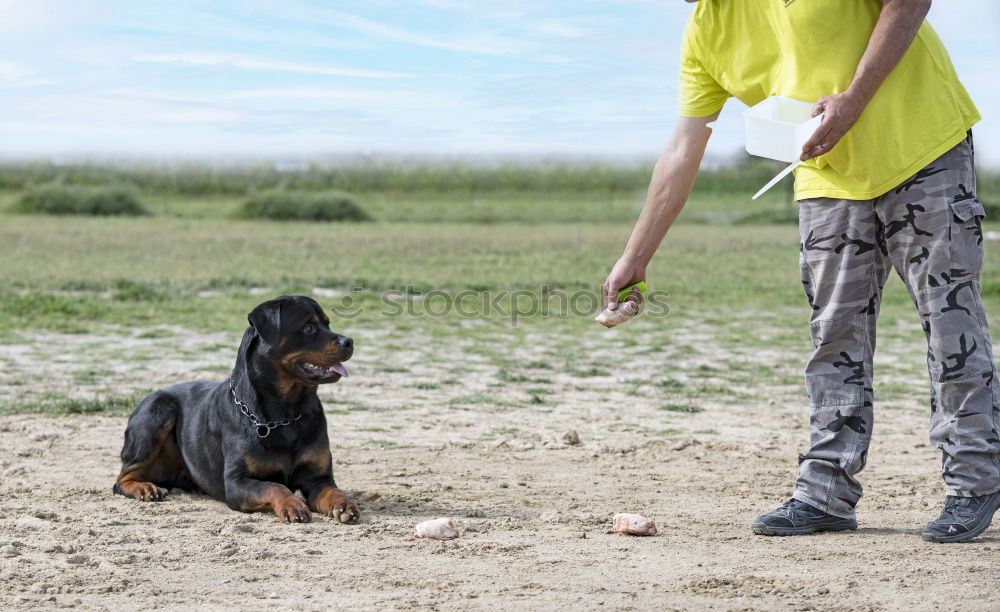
752;159;803;201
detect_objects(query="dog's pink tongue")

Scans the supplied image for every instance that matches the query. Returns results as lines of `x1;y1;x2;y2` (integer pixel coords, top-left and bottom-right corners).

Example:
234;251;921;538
330;363;349;378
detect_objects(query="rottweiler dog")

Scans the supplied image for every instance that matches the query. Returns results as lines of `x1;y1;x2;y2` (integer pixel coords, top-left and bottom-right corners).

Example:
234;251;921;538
113;295;358;524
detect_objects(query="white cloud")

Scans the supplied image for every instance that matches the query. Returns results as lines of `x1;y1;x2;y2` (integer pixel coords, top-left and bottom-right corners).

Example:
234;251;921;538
0;60;51;86
0;60;33;80
221;86;458;108
110;5;373;53
0;0;105;35
316;9;527;57
132;53;408;79
264;1;545;59
98;86;464;114
14;92;252;125
530;22;589;39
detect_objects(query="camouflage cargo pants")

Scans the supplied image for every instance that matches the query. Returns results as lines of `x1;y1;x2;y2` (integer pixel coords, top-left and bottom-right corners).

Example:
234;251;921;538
794;133;1000;519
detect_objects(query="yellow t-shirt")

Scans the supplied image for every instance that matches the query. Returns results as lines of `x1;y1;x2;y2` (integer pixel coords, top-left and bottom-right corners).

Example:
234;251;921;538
678;0;981;201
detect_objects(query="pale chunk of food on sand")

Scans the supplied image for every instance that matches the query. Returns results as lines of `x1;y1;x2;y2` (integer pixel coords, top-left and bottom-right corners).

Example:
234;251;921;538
414;517;459;540
595;300;639;328
610;513;657;536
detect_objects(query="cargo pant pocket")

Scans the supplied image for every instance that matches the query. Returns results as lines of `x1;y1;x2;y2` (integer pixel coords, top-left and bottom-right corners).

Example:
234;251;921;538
949;198;985;279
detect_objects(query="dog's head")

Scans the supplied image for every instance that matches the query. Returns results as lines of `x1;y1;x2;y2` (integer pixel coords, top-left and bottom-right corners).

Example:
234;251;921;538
247;295;353;386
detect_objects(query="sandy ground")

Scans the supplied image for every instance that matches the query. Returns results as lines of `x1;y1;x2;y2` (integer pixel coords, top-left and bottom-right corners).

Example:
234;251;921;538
2;314;1000;610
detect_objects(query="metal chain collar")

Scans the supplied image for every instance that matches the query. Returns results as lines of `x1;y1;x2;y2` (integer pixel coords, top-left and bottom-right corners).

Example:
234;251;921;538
229;378;302;438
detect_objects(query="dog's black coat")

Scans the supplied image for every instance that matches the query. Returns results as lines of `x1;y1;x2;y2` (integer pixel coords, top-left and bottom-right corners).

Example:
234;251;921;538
113;295;358;523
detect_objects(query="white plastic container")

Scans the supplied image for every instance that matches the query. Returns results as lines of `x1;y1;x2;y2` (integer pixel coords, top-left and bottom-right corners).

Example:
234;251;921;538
744;97;823;163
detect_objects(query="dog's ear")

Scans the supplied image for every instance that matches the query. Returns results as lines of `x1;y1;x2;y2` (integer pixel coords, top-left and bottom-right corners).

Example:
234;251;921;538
247;298;284;346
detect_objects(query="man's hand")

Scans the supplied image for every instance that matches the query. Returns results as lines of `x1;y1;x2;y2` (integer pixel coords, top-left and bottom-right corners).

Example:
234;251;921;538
799;91;866;161
602;256;646;312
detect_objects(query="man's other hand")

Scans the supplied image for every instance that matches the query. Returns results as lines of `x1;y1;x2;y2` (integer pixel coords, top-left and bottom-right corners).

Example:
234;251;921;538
800;91;865;161
602;257;646;312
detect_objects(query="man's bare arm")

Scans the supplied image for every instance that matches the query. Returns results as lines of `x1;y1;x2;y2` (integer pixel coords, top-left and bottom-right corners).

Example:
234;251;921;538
602;112;718;310
801;0;931;161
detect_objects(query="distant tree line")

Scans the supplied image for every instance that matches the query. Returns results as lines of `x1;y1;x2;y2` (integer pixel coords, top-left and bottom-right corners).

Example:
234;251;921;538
0;158;994;203
0;158;788;196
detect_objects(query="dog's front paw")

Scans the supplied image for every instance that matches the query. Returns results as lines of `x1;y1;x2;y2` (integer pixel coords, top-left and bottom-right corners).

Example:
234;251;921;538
116;480;168;502
312;488;360;524
273;495;311;524
332;498;360;524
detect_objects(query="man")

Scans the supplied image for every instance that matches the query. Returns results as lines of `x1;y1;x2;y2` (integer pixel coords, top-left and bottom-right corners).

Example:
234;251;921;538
603;0;1000;543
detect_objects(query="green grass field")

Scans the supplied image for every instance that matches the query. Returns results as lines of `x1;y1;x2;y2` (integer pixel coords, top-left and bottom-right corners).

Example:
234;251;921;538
3;164;1000;416
0;195;803;336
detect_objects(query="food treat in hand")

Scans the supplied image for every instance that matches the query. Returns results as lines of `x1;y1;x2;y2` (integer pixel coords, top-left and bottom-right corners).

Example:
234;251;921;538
595;300;639;328
595;281;647;328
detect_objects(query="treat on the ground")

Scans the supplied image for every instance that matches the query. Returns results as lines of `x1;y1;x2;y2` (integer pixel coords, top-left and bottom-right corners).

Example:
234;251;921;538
414;517;459;540
610;513;657;536
595;300;639;328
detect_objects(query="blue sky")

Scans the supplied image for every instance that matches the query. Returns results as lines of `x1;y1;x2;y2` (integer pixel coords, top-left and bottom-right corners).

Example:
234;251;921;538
1;0;998;165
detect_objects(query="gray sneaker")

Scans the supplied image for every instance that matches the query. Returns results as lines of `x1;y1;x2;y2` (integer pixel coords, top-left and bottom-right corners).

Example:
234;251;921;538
921;490;1000;543
752;499;857;536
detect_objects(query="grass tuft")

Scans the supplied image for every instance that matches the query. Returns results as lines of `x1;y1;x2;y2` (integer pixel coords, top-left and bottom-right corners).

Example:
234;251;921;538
112;279;169;302
657;378;685;391
449;392;494;405
235;190;372;222
659;403;703;414
0;392;148;416
656;428;684;437
13;184;149;216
